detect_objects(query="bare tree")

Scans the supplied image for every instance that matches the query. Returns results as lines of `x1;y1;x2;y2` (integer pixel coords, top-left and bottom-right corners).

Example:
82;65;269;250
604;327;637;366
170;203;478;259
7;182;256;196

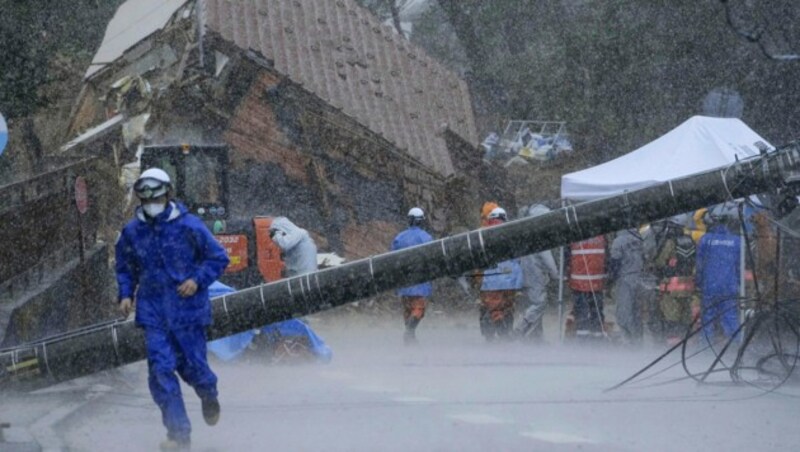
720;0;799;61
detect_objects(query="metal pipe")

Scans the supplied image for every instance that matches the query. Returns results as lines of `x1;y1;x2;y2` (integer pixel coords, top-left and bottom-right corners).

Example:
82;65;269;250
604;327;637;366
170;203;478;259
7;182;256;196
3;143;800;390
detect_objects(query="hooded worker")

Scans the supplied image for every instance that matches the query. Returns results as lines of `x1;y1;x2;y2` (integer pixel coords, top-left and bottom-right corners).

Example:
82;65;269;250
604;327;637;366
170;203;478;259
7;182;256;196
391;207;434;345
115;168;230;450
479;207;524;341
609;227;657;344
269;217;318;277
516;204;559;342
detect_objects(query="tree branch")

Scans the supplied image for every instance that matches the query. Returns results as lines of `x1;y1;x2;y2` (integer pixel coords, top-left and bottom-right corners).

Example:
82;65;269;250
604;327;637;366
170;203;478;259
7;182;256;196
720;0;799;61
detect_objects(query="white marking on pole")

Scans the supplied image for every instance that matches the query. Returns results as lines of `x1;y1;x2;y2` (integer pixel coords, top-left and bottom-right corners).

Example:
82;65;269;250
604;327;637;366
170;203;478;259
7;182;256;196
369;257;380;295
299;275;307;299
668;180;675;198
259;284;266;310
720;169;732;198
477;229;488;265
222;295;229;315
570;205;581;230
314;273;325;304
41;343;52;378
111;325;121;363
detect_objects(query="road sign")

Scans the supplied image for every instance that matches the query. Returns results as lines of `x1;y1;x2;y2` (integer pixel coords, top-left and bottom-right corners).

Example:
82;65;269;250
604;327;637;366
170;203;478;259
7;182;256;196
0;113;7;156
75;176;89;214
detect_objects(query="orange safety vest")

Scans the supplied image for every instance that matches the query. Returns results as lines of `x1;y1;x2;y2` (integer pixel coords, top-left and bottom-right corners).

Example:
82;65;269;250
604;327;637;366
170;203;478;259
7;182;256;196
569;236;606;292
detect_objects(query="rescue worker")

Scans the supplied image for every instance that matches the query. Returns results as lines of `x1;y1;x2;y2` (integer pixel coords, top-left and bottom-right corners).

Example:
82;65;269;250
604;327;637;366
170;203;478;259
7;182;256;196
517;204;559;342
689;207;709;243
115;168;230;451
653;220;698;346
391;207;434;345
569;235;607;341
269;217;318;277
609;228;657;344
751;211;777;307
479;207;524;341
696;205;741;342
480;201;499;227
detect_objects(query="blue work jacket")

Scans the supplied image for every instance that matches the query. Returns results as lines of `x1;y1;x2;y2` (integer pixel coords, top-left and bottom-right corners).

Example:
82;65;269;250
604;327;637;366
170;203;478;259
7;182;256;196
481;259;524;291
115;202;230;329
391;226;434;297
696;225;741;298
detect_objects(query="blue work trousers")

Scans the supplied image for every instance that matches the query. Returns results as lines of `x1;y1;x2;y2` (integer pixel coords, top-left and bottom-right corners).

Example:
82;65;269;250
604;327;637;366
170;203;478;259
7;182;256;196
701;295;739;342
145;325;218;442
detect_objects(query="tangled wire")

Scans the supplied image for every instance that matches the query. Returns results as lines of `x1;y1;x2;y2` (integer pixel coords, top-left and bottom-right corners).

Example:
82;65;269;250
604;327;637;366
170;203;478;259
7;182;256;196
609;189;800;394
608;294;800;395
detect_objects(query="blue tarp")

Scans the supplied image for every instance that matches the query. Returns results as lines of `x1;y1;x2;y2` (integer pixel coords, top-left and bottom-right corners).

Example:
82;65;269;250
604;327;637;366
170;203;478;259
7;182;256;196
206;281;332;363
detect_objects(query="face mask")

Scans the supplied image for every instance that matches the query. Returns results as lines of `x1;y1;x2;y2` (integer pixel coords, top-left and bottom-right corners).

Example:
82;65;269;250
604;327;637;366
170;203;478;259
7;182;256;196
143;202;166;218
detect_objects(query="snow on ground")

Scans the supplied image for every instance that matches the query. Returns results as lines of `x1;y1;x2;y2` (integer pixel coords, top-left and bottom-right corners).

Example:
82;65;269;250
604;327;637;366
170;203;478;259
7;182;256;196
51;311;800;451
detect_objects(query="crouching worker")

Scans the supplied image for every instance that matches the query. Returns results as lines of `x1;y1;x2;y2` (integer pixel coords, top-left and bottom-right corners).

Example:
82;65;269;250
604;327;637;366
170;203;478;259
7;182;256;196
269;217;318;277
479;207;524;341
115;168;230;451
391;208;434;345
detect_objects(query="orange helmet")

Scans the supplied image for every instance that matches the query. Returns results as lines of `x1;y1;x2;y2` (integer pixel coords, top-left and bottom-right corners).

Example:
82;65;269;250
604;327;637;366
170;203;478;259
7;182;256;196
480;201;499;226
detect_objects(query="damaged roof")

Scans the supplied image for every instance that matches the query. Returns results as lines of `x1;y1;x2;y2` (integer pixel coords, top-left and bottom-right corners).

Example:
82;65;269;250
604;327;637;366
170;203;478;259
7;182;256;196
86;0;190;79
205;0;477;176
88;0;478;176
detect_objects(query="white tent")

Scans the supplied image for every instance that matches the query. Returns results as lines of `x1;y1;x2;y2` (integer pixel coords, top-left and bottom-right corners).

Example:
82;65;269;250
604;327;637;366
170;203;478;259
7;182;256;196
560;116;772;201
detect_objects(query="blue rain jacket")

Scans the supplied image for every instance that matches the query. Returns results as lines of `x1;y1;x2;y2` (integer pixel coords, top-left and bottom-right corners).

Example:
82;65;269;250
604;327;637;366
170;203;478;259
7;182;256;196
391;226;434;297
115;202;230;329
696;224;741;297
481;259;524;291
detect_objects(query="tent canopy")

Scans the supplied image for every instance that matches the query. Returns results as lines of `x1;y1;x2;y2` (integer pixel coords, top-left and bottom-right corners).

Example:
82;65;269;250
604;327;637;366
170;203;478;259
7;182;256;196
560;116;772;201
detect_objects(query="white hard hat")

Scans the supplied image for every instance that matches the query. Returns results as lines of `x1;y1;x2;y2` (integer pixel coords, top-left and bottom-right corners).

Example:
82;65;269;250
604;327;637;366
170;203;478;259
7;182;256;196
134;168;172;199
488;207;507;220
407;207;425;219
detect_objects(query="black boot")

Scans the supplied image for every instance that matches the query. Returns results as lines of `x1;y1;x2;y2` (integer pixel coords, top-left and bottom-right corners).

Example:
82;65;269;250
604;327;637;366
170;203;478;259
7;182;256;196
404;318;420;345
479;309;495;341
201;397;220;426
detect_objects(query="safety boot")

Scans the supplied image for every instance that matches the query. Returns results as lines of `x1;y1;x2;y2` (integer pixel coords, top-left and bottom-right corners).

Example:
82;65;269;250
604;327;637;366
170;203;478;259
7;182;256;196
202;397;221;426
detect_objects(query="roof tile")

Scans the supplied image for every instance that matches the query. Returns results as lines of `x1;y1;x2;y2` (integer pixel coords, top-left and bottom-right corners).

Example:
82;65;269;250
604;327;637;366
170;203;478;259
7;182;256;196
205;0;476;176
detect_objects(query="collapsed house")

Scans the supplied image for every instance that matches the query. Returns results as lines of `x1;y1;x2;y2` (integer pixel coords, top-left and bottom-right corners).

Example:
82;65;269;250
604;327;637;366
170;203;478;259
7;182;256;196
66;0;507;259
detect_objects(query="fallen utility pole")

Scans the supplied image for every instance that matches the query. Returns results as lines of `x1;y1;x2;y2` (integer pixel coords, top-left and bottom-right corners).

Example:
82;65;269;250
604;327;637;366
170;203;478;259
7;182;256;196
2;143;799;390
